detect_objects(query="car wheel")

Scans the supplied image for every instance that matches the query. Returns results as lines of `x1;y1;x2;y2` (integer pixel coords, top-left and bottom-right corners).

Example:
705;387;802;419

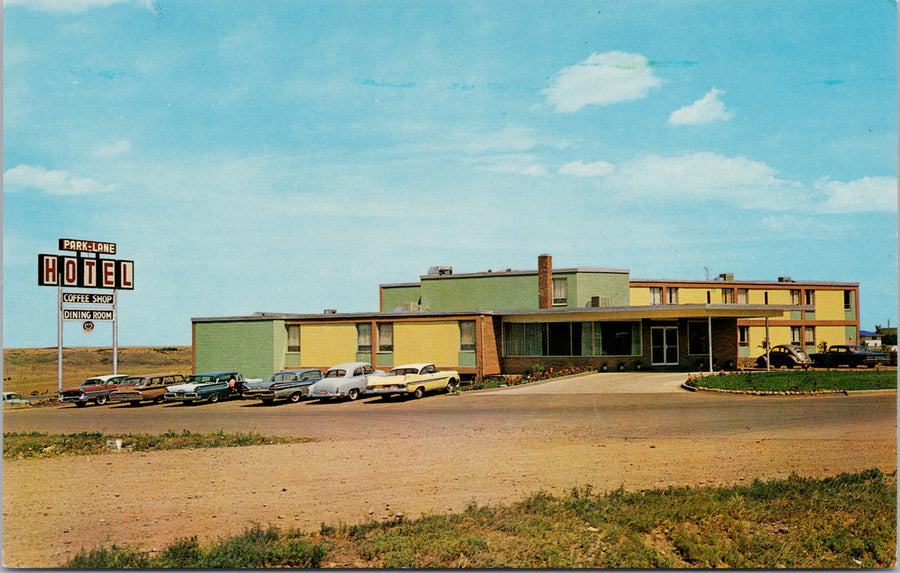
75;402;87;408
96;395;108;406
413;386;424;399
446;382;454;393
347;388;359;401
261;398;274;405
208;393;220;403
130;401;141;407
288;392;302;403
154;395;166;404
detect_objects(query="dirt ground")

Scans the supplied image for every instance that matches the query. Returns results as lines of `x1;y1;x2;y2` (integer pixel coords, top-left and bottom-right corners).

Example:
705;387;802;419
2;372;896;567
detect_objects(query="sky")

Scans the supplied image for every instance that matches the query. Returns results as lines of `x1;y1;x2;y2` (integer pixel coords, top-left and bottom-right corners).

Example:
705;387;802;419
3;0;897;348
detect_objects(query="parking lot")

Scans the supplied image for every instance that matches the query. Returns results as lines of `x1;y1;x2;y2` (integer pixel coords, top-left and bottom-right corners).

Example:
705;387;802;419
3;373;896;567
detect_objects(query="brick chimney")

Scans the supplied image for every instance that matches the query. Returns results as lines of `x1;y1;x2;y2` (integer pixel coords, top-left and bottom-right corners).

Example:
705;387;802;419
538;254;553;309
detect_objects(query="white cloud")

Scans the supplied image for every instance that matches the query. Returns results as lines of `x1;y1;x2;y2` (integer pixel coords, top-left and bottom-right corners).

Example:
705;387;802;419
4;164;114;195
543;52;662;113
91;140;132;158
559;160;615;177
473;154;548;176
601;152;801;209
668;88;733;125
813;176;898;213
2;0;153;12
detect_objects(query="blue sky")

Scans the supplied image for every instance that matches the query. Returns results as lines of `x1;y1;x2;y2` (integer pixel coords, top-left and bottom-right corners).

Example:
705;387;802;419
3;0;897;348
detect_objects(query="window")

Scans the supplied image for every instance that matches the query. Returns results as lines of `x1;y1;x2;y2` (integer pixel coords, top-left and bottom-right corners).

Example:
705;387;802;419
804;290;815;307
459;321;476;352
737;289;748;304
738;326;750;347
377;323;393;352
688;322;710;355
286;325;301;353
356;323;372;353
666;287;679;305
844;290;854;311
552;278;568;306
790;290;801;305
791;327;802;345
721;288;734;304
504;321;639;357
649;287;663;305
804;326;816;347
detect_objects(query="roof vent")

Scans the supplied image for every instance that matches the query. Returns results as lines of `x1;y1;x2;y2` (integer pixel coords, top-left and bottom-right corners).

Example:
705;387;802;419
427;266;453;276
323;309;337;314
777;276;794;283
717;273;734;282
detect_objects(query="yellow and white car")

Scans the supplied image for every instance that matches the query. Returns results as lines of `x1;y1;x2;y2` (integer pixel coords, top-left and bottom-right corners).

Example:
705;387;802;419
364;363;459;399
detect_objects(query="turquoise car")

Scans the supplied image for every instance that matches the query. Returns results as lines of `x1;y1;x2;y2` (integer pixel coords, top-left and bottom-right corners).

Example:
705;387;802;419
163;371;259;404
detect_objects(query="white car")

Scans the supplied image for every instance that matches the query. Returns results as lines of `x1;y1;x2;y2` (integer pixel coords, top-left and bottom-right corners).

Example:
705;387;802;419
364;363;459;398
307;362;385;401
3;392;29;406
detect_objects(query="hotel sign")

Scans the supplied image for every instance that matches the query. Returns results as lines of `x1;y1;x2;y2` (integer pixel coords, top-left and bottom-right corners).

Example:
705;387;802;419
38;239;131;390
38;239;133;289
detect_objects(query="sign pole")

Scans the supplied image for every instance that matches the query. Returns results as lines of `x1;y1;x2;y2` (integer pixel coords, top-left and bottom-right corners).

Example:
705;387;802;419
57;286;63;393
113;290;118;375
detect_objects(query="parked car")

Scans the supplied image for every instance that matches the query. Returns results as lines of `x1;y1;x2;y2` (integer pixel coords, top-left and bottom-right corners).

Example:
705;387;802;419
243;369;323;404
810;345;891;368
108;373;185;405
3;392;29;406
364;363;459;398
58;374;129;407
307;362;385;401
164;371;258;404
756;345;810;370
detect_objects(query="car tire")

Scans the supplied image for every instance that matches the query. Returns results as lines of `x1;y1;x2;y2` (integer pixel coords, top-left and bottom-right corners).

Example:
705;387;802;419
261;398;274;405
446;382;454;393
130;401;141;407
208;393;220;403
413;386;424;399
95;395;108;406
75;402;87;408
348;388;359;401
288;392;302;403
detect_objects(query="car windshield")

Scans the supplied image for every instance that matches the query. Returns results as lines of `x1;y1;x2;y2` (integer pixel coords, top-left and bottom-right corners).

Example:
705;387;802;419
325;369;346;378
390;368;417;376
81;378;103;386
120;377;143;386
187;375;216;383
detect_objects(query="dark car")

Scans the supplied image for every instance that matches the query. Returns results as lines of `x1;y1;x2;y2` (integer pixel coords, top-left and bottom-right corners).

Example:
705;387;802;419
756;345;811;369
810;345;891;368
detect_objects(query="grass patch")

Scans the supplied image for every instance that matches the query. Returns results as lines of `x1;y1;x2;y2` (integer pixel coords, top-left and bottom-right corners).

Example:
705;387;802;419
65;470;896;568
689;370;897;393
3;429;312;459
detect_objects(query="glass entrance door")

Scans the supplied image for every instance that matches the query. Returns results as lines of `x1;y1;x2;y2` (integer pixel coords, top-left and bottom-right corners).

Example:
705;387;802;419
651;326;679;365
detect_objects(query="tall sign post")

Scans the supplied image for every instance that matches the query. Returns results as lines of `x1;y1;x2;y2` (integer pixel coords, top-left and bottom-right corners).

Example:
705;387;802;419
38;239;134;392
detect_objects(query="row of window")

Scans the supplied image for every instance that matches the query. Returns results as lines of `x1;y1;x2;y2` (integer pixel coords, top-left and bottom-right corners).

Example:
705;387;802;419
648;287;855;310
285;322;477;355
738;325;817;347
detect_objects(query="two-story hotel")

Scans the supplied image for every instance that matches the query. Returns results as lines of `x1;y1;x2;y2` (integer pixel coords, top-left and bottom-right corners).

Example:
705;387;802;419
193;255;851;378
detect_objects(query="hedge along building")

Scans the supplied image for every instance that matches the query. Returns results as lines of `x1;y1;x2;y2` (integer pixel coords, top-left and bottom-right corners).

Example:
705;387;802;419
192;255;804;379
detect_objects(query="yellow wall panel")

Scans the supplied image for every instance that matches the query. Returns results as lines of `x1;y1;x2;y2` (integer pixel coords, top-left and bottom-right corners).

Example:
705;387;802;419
677;287;709;304
394;321;459;366
300;323;358;367
817;325;852;347
629;287;649;305
815;290;845;320
749;326;793;351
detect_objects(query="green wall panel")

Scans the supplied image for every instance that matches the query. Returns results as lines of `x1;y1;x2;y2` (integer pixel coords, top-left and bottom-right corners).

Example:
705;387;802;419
194;320;284;380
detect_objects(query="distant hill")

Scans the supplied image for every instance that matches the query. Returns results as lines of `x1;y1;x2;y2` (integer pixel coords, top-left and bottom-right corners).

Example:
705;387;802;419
3;346;192;397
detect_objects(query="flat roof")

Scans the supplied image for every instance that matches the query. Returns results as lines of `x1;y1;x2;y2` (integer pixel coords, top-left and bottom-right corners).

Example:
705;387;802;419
193;303;806;324
631;278;858;287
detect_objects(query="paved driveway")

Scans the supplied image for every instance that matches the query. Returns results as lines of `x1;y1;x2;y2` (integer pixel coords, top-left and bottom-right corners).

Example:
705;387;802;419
479;371;689;395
